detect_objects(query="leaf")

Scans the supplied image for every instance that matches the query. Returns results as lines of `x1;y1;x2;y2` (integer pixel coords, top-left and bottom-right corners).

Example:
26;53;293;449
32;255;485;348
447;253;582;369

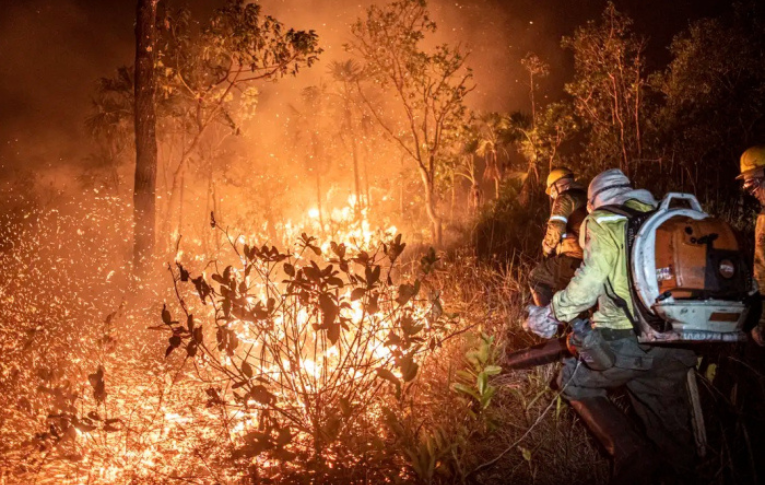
484;365;502;376
327;276;344;288
452;383;481;401
192;277;211;304
233;441;270;459
103;421;122;433
241;361;253;379
365;265;381;288
396;283;417;306
276;427;292;446
400;354;418;382
365;293;379;314
477;372;488;395
177;263;190;282
73;420;97;433
327;323;341;345
519;446;532;462
249;385;275;405
350;288;366;301
87;366;107;403
284;263;295;277
186;342;198;357
376;367;401;396
161;304;175;325
319;294;339;326
304;266;321;281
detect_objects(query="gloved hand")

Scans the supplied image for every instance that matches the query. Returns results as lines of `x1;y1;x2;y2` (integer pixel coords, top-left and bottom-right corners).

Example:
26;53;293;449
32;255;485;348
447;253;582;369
542;241;556;258
523;304;559;339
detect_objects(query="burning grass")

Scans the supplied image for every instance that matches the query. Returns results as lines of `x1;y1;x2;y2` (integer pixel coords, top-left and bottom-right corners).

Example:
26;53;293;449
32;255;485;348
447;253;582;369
0;190;610;484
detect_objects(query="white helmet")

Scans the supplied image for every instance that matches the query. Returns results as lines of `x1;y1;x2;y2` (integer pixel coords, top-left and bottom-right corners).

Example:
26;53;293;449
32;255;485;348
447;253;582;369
587;169;632;210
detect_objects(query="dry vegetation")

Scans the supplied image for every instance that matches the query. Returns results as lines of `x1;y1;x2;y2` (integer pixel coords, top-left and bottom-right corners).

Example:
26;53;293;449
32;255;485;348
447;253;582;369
0;185;612;484
2;0;765;483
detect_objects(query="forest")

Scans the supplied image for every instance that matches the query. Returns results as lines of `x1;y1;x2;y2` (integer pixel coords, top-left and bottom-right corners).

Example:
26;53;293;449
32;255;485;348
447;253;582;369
0;0;764;483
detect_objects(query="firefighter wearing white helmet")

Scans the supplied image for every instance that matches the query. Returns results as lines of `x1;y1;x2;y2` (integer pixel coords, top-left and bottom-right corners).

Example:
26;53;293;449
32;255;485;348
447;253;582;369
524;169;696;483
527;167;587;306
738;145;765;346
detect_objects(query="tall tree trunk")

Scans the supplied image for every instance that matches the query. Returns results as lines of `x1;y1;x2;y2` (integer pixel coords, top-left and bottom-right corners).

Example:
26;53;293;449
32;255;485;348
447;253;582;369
363;142;371;210
316;171;325;233
345;102;362;219
399;154;405;221
419;167;442;247
132;0;158;275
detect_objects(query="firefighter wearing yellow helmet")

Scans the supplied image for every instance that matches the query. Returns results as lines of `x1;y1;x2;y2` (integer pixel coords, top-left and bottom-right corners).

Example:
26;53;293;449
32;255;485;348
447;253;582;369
739;146;765;347
527;167;587;306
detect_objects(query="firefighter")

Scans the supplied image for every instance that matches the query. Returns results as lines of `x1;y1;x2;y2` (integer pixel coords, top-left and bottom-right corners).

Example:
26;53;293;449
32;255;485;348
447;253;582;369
738;145;765;346
732;146;765;482
527;167;587;306
525;169;697;484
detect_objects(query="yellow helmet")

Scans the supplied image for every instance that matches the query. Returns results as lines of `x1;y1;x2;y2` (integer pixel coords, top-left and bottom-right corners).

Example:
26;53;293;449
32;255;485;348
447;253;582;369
546;167;574;195
738;146;765;180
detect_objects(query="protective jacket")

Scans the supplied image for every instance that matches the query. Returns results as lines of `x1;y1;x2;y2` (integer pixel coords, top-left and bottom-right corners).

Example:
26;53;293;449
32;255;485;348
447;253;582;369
543;185;587;259
552;199;655;331
754;213;765;330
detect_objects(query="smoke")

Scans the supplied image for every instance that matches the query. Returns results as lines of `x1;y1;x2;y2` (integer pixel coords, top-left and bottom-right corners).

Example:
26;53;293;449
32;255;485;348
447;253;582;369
0;0;134;176
0;0;728;188
0;0;568;179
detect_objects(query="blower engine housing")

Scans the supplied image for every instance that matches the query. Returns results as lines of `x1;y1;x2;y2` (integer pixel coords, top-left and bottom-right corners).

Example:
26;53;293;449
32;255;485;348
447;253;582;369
628;193;753;343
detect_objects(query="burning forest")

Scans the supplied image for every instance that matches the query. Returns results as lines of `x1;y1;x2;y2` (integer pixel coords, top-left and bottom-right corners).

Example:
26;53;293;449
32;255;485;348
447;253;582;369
1;0;765;484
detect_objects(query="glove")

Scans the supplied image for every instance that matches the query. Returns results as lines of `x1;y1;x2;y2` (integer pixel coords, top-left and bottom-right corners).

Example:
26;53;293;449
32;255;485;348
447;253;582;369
542;241;556;258
752;326;765;347
523;304;559;339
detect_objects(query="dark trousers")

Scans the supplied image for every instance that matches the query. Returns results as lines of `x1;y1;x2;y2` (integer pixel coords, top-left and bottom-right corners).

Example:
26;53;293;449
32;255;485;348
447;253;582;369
528;255;581;305
559;336;697;471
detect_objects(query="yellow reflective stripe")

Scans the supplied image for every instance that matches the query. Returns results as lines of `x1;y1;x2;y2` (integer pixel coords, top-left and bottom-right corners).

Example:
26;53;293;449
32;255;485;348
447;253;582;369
594;214;628;224
549;215;568;223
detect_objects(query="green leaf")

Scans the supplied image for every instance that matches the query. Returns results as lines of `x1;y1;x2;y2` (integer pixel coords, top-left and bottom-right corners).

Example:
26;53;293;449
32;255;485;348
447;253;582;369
452;383;480;401
484;365;502;376
477;372;488;395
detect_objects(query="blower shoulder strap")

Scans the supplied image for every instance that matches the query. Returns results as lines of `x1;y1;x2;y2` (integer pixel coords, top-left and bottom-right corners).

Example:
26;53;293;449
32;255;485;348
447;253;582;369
596;203;646;336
